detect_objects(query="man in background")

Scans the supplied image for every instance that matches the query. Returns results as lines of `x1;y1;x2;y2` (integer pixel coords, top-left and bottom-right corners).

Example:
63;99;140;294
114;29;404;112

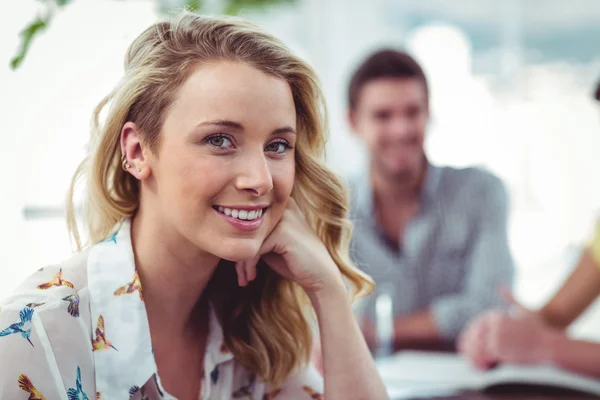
347;49;515;352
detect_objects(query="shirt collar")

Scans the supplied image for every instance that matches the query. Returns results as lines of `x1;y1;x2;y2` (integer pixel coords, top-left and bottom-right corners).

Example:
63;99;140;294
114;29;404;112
353;157;443;219
420;160;443;204
87;219;233;398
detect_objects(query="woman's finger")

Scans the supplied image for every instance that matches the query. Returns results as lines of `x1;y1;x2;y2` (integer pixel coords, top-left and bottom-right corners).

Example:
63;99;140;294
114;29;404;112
458;315;483;354
244;256;260;282
472;328;494;369
459;315;497;370
256;227;290;277
235;261;247;287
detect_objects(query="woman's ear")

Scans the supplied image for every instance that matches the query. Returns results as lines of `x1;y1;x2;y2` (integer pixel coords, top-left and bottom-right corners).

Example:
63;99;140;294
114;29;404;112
120;122;151;180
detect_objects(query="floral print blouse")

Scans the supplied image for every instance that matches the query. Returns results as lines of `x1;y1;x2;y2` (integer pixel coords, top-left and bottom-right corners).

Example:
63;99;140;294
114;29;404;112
0;220;323;399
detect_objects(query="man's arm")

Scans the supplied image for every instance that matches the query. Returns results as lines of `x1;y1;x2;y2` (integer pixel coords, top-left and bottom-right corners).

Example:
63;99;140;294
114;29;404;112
393;310;440;346
394;173;515;345
432;174;514;340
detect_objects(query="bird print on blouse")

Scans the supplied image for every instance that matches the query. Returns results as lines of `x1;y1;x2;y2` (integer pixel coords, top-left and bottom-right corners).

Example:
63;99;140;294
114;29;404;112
262;389;282;400
92;315;118;351
37;268;74;290
102;230;118;244
0;306;35;346
128;386;140;398
302;386;324;400
67;366;89;400
129;374;163;399
1;218;326;399
211;366;220;384
62;293;80;317
18;374;46;400
113;271;143;301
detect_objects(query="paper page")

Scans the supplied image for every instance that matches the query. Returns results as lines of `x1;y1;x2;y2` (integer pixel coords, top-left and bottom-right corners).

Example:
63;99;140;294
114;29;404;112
385;382;460;400
486;363;600;395
376;351;481;389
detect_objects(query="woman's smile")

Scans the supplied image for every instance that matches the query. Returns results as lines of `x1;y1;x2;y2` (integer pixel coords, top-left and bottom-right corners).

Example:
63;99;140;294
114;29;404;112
212;204;269;231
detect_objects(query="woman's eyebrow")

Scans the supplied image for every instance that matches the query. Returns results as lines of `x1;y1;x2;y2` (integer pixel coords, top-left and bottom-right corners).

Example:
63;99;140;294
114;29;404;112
197;120;296;135
272;126;296;135
197;119;244;130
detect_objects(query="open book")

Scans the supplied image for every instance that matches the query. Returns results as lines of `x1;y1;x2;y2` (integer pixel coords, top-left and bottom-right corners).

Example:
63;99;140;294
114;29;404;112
377;351;600;398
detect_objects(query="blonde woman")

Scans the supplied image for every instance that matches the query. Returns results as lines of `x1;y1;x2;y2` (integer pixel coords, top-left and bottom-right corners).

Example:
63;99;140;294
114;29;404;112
0;13;387;400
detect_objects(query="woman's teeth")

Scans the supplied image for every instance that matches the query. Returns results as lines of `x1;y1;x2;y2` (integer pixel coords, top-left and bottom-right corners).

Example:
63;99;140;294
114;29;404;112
217;206;263;220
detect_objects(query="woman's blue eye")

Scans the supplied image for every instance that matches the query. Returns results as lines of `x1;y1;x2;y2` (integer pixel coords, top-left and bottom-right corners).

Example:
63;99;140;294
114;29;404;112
266;141;292;153
207;135;232;148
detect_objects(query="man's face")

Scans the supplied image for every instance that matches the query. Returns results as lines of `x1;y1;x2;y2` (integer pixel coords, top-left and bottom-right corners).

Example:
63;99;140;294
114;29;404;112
350;77;429;181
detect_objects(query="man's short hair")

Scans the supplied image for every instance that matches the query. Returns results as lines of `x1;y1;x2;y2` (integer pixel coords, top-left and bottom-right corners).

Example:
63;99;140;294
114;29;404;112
348;49;428;110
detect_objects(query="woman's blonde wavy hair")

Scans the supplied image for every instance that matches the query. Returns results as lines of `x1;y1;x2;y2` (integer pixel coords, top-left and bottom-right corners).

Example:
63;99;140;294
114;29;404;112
66;11;374;387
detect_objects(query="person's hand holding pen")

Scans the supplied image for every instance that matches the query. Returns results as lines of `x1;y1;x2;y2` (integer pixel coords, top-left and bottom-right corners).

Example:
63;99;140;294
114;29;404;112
457;286;564;370
498;286;539;321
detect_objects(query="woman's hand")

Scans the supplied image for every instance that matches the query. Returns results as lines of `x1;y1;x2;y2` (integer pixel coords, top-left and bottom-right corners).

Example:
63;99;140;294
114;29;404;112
242;199;389;398
458;308;560;370
234;198;343;294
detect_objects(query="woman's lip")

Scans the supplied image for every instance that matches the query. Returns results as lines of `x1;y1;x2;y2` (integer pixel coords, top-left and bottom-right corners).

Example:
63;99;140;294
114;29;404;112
214;208;264;231
213;205;269;211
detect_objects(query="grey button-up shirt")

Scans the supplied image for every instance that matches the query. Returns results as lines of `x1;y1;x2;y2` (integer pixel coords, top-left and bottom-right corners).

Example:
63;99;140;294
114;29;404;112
348;163;515;340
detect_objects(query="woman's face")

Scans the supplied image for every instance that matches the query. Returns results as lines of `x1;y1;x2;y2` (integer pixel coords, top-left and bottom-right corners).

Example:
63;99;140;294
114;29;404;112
139;61;297;261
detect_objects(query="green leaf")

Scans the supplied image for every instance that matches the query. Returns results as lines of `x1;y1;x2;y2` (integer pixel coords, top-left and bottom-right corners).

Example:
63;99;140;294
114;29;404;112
185;0;202;12
11;0;297;69
10;15;50;70
224;0;296;15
